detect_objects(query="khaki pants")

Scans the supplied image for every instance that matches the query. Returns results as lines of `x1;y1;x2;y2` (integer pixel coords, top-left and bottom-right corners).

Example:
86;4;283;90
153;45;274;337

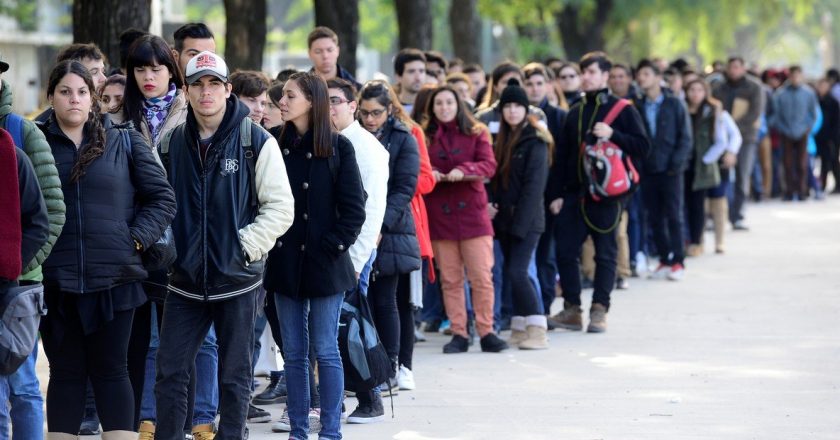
432;236;495;338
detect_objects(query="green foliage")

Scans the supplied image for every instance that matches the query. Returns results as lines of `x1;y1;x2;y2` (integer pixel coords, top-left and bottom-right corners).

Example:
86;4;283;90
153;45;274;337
0;0;39;31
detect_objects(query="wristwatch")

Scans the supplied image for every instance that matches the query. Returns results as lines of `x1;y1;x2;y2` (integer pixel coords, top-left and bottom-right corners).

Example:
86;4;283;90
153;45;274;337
134;239;143;252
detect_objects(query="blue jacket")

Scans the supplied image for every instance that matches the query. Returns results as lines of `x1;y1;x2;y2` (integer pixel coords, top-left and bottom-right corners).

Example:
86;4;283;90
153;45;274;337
634;89;693;175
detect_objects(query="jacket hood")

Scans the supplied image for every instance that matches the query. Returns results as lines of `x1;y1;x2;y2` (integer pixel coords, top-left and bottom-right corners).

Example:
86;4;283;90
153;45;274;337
0;79;12;117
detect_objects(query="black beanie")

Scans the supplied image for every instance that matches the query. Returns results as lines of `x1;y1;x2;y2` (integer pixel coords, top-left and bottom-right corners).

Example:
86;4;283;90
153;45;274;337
499;78;529;109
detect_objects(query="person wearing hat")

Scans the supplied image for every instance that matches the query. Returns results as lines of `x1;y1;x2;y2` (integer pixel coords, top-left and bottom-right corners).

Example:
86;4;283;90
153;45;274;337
487;79;553;350
153;51;295;440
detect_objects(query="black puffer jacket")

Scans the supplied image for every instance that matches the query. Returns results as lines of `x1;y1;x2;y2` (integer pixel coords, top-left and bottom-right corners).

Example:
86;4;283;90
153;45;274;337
488;124;550;238
40;116;176;293
373;119;421;277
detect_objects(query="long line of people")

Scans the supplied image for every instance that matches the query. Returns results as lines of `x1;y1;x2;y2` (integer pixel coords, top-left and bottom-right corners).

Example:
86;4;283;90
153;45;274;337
1;21;837;440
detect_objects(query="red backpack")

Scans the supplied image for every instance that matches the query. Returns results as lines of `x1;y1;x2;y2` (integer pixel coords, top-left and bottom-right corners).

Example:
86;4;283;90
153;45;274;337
580;99;639;202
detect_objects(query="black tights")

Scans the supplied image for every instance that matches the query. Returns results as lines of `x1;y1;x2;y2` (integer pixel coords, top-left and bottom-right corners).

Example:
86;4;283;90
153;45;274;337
41;296;135;434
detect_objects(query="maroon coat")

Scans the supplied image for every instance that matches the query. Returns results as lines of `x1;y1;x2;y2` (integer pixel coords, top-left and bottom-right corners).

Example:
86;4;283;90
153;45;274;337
424;120;497;241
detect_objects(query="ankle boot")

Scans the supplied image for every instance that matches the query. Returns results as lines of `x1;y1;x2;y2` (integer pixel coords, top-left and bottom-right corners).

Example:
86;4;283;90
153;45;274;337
507;316;527;346
138;420;155;440
100;431;137;440
548;301;583;331
709;197;728;253
47;434;79;440
519;315;549;350
191;423;216;440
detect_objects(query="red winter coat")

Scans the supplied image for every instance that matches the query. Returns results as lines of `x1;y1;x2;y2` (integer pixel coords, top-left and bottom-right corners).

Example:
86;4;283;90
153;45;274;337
424;120;496;241
409;124;435;280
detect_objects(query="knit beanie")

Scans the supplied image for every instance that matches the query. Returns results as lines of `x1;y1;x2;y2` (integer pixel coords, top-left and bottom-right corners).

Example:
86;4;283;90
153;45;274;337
499;79;530;109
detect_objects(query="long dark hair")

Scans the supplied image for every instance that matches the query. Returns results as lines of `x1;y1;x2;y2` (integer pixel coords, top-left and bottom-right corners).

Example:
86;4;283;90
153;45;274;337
494;114;553;190
359;80;416;129
124;35;184;135
685;78;722;140
280;72;334;158
47;60;106;183
423;85;484;139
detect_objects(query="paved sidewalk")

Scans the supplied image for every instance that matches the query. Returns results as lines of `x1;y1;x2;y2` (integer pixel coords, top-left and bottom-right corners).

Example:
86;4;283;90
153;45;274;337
39;197;840;439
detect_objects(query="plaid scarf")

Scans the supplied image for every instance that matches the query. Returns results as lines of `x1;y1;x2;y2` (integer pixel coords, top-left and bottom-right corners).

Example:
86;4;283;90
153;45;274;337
143;83;177;145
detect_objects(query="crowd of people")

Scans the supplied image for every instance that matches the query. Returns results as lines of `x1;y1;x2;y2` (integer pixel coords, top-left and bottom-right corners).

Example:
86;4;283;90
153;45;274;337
1;20;838;440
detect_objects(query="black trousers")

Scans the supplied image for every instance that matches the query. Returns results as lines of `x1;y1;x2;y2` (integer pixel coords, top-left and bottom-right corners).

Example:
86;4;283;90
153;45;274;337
395;272;414;370
684;170;707;246
553;197;620;310
41;298;135;434
499;231;542;317
643;173;686;265
367;272;400;364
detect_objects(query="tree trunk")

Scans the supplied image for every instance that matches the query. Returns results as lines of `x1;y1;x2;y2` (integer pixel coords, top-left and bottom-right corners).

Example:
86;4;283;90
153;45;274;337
395;0;432;50
554;0;613;61
449;0;481;64
314;0;359;76
223;0;267;71
72;0;151;68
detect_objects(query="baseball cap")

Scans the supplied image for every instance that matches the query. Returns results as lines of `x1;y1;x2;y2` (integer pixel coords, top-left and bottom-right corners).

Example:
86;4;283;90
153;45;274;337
185;51;228;85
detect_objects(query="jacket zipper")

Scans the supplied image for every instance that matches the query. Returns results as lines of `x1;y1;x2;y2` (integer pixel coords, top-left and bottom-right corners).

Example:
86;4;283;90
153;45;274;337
76;179;86;293
198;139;209;301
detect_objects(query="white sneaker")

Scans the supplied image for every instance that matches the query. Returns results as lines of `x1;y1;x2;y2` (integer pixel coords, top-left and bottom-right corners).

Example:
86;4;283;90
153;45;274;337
648;264;671;280
397;365;416;390
635;251;648;275
667;264;685;281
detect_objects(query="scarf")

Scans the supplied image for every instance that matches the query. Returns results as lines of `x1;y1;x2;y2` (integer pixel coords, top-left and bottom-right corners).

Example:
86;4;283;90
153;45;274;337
143;82;177;145
0;128;22;281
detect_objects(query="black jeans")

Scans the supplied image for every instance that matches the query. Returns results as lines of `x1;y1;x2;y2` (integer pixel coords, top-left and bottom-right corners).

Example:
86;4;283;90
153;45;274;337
155;290;257;440
395;272;414;370
553;197;620;309
499;231;542;317
535;211;558;313
41;300;135;434
367;273;400;364
643;173;686;265
684;170;707;246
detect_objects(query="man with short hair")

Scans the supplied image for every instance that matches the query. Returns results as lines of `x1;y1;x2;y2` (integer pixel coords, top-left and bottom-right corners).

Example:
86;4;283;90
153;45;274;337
393;48;426;114
308;26;361;90
712;56;765;230
230;70;271;124
173;23;216;75
463;63;487;102
423;51;447;85
154;51;294;440
55;43;108;90
634;59;693;281
609;64;636;99
547;52;649;333
770;65;819;201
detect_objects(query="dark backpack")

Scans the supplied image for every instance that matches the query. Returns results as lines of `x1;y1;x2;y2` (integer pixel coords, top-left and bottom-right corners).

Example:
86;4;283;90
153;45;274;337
338;286;391;393
0;283;46;375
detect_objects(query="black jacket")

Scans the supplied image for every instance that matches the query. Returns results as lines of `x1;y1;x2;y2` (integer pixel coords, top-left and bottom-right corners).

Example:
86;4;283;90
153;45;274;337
539;98;566;148
40;117;176;293
489;124;550;238
548;89;650;202
374;119;421;277
816;94;840;147
634;88;693;175
165;97;272;302
16;148;49;274
264;128;366;299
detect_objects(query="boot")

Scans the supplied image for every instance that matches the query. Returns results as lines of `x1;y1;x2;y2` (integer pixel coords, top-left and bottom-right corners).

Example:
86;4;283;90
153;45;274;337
518;315;549;350
191;423;216;440
548;301;583;331
709;197;728;254
686;243;704;257
138;421;155;440
48;434;79;440
507;316;528;346
587;303;608;333
100;431;137;440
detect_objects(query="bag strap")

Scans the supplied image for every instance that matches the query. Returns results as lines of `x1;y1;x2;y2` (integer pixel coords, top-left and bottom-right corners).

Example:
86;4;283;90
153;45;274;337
602;99;631;126
239;117;259;208
3;113;25;150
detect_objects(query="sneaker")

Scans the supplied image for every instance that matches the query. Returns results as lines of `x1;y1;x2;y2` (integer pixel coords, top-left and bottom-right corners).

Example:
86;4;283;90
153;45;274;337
138;421;155;440
271;407;291;432
347;394;385;424
634;251;648;275
253;371;287;405
247;403;271;423
191;423;215;440
79;407;101;435
341;403;348;422
414;327;426;342
648;264;671;280
732;220;749;231
397;365;416;390
548;301;583;331
615;277;630;290
422;318;442;333
380;377;399;396
443;334;469;353
667;263;685;281
479;333;509;353
308;408;322;433
439;319;452;335
587;303;608;333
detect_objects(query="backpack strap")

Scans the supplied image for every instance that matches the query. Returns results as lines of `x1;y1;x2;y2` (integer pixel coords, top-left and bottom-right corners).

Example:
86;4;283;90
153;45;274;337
239;117;259;208
158;125;177;175
3;113;25;150
602;99;631;126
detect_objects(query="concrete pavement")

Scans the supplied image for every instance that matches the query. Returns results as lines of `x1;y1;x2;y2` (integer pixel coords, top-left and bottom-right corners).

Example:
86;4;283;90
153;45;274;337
38;197;840;439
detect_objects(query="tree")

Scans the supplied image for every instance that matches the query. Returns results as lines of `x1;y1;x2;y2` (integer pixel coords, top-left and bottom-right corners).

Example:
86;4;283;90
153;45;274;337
449;0;481;64
223;0;267;71
72;0;151;68
554;0;613;61
395;0;432;50
314;0;360;75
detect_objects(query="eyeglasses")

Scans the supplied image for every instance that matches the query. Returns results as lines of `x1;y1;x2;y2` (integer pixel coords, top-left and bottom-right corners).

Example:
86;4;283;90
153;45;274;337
329;96;350;106
359;109;386;118
559;74;578;80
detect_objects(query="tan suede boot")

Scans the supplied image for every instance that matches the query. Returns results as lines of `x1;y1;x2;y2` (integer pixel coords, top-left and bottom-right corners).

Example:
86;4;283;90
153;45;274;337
192;423;216;440
138;420;155;440
519;325;549;350
709;197;728;254
587;303;608;333
507;316;527;346
100;431;137;440
548;301;583;331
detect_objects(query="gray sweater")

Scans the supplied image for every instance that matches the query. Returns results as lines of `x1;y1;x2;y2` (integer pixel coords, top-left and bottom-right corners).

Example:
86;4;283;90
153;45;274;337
770;83;819;139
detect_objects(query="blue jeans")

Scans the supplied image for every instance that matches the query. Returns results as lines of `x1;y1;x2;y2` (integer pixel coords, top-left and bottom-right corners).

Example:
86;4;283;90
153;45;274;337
0;345;43;440
276;292;344;440
141;308;219;426
420;260;445;323
535;212;558;313
493;240;542;326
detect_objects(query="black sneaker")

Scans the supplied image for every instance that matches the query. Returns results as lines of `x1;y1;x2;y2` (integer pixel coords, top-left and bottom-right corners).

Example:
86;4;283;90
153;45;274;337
346;394;385;424
423;318;442;333
253;371;287;405
443;335;469;354
247;403;271;423
480;333;509;353
79;407;101;435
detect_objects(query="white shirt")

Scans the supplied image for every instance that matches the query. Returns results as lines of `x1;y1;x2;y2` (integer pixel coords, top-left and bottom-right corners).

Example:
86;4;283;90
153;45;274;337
340;120;390;273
